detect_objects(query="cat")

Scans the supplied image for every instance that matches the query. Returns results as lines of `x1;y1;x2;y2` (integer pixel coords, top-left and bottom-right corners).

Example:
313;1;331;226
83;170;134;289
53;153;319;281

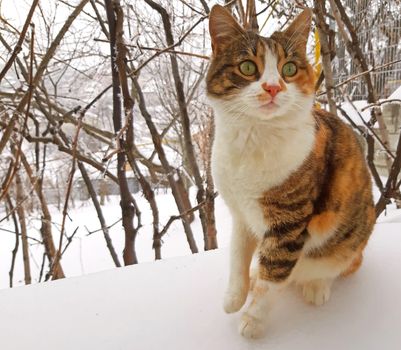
206;5;375;339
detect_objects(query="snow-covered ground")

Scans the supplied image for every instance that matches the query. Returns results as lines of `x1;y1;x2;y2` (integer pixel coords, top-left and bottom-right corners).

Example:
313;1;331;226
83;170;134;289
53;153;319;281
337;84;401;127
338;100;371;125
389;85;401;100
0;224;400;350
0;190;232;289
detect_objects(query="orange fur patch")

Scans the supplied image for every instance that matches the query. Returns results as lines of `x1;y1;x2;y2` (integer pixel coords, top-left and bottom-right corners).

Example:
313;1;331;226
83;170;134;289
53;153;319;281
341;253;363;277
308;211;338;236
294;65;316;95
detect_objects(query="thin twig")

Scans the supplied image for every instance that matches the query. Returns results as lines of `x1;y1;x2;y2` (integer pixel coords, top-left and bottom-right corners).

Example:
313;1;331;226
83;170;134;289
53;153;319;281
0;24;35;202
342;91;396;160
0;176;39;224
86;218;122;236
361;99;401;112
0;0;90;154
46;106;86;280
317;58;401;97
38;253;46;283
0;0;39;82
6;195;20;288
376;131;401;216
61;227;80;256
128;15;208;77
79;161;121;267
158;192;218;240
95;38;210;60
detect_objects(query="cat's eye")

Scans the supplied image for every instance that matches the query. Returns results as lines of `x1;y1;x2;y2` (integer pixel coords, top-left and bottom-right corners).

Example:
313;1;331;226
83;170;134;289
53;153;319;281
282;62;297;77
239;61;257;76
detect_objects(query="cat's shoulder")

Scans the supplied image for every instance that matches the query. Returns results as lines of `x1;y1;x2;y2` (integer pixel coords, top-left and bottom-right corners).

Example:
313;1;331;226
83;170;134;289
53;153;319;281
313;107;344;128
312;106;357;137
312;106;364;161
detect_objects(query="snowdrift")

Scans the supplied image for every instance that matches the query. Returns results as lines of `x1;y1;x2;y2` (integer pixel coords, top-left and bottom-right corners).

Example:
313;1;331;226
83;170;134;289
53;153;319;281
0;223;400;350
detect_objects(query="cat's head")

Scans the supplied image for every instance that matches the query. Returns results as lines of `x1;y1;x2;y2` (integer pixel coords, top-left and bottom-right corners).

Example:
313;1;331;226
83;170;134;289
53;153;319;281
206;5;315;123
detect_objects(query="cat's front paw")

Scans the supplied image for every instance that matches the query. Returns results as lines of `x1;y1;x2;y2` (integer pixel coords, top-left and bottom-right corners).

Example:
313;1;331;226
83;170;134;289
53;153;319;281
223;288;247;313
302;279;332;306
239;312;265;339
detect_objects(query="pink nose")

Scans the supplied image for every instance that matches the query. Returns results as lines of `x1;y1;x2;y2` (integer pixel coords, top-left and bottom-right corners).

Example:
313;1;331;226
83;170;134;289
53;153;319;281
261;83;282;98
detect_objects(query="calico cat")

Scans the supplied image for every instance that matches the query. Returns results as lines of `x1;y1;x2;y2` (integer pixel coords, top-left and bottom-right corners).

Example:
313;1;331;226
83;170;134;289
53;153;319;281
206;5;375;338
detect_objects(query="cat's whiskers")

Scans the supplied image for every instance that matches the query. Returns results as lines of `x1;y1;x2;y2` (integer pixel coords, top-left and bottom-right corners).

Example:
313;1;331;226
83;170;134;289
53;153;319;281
219;102;249;124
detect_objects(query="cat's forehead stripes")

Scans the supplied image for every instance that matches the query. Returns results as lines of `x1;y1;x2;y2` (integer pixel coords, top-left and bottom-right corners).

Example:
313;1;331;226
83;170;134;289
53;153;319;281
258;42;282;87
263;38;280;55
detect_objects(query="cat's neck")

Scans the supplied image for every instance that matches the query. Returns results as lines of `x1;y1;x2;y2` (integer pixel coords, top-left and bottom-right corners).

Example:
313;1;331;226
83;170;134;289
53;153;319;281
212;105;316;191
213;105;316;152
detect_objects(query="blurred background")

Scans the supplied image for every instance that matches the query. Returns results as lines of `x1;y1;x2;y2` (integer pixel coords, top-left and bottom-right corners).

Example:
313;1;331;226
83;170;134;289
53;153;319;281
0;0;400;289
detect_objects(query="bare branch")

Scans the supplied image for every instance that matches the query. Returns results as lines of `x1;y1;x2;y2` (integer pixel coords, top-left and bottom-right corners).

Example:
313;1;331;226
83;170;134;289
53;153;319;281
0;0;39;82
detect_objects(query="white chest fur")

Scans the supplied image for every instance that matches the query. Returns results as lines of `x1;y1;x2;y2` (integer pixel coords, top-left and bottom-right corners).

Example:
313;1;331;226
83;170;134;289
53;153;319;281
212;110;315;239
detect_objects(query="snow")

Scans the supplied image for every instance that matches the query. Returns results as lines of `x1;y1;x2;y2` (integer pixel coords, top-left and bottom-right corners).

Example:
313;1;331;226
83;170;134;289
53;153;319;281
338;85;401;127
339;100;371;126
389;85;401;100
0;223;400;349
0;192;231;289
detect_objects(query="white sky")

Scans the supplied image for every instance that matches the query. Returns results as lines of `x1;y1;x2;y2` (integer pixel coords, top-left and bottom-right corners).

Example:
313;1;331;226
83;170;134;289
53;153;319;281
0;0;74;29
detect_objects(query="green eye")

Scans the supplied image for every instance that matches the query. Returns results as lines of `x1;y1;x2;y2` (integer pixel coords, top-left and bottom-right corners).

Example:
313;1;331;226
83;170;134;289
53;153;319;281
282;62;297;77
239;61;257;76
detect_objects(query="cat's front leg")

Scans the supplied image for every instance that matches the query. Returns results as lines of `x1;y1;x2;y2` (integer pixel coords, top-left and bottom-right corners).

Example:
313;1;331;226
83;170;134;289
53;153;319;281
239;226;308;338
224;218;257;313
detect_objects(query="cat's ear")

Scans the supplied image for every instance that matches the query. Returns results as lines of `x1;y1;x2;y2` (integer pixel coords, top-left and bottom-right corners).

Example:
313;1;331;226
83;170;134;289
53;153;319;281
283;8;313;52
209;5;245;54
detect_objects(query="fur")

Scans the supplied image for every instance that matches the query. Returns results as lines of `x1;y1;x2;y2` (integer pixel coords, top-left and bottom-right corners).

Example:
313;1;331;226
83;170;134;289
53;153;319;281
206;5;375;339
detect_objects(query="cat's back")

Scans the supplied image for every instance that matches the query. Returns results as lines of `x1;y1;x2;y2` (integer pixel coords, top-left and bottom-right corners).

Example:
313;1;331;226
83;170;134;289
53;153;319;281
312;107;365;161
312;108;372;189
304;107;375;249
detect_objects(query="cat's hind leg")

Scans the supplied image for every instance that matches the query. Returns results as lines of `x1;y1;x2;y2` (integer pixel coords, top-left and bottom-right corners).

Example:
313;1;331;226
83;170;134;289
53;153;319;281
302;278;333;306
341;251;363;277
297;211;343;306
294;255;353;306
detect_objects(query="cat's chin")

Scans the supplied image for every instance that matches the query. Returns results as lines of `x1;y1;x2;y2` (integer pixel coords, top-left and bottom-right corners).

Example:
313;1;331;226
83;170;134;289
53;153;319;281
258;102;282;116
253;104;286;121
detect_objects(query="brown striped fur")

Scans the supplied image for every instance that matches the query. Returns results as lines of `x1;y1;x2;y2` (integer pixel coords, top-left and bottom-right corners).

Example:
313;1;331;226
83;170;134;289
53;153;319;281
258;109;375;283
